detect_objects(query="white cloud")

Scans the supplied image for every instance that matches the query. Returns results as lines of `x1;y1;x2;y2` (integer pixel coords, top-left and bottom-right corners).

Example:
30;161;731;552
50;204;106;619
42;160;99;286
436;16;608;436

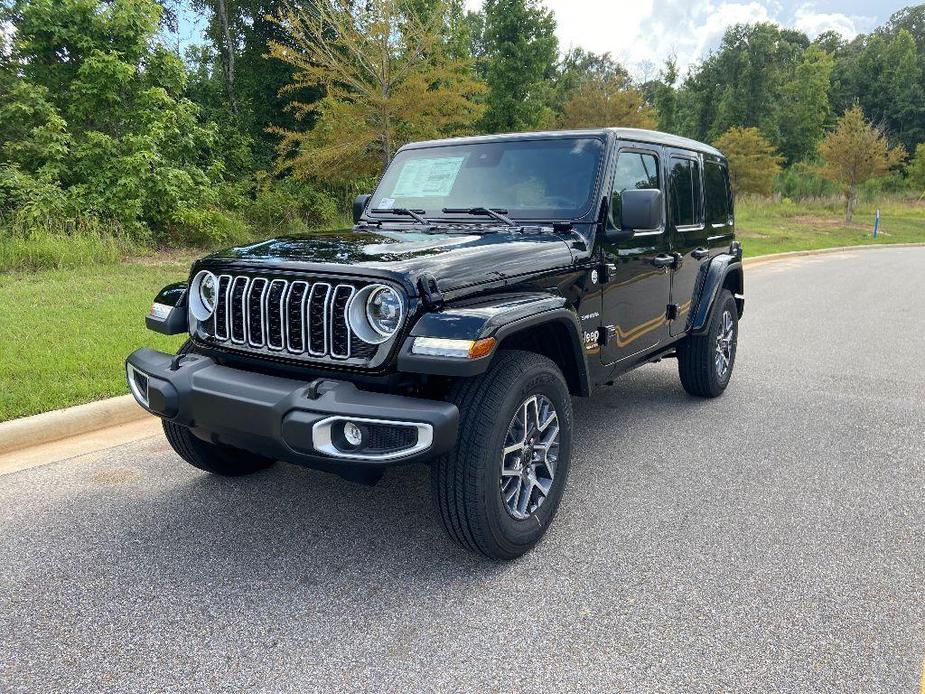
628;2;776;76
464;1;886;79
540;0;655;57
792;5;862;39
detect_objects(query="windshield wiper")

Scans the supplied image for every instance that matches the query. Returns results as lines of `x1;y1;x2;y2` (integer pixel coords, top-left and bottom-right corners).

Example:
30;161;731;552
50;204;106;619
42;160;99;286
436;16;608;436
442;207;518;227
369;208;431;225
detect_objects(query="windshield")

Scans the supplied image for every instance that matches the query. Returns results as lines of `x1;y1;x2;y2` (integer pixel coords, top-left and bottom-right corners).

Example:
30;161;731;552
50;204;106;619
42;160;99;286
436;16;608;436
369;137;604;221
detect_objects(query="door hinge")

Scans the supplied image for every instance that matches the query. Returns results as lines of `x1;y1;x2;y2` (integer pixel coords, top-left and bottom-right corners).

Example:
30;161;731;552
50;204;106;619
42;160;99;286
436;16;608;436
666;304;680;320
597;326;611;346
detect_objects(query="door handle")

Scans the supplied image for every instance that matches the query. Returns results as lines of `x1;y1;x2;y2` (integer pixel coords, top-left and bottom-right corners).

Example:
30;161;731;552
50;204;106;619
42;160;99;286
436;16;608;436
692;247;710;260
651;254;674;268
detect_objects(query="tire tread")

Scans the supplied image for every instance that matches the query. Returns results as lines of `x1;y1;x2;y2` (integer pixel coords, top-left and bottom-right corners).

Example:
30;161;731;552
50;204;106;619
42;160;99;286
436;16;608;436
432;350;569;558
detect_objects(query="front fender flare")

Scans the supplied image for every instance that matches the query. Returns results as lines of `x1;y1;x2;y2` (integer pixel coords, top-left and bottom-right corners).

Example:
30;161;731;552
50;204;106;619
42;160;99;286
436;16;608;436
397;293;590;394
690;255;744;335
146;282;188;335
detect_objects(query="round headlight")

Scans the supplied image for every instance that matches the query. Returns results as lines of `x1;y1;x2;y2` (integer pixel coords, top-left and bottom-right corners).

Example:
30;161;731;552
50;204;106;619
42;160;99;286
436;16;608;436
348;284;404;344
366;286;402;337
200;273;217;313
189;270;218;322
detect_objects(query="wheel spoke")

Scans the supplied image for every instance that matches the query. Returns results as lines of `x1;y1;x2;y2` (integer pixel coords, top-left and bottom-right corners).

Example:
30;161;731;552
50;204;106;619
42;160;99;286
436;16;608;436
534;477;552;496
537;411;557;432
518;479;535;516
505;480;521;506
502;442;524;457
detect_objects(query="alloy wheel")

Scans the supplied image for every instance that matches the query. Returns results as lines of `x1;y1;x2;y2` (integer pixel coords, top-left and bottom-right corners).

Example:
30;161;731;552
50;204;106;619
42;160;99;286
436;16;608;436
715;309;735;378
500;395;560;520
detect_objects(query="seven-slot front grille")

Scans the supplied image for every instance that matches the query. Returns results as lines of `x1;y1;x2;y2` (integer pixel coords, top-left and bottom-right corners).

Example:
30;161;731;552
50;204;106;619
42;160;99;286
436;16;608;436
204;274;377;362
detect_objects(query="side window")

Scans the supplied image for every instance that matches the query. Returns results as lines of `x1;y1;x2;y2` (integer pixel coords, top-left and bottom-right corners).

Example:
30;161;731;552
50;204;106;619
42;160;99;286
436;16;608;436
609;151;660;229
669;156;702;227
704;161;729;226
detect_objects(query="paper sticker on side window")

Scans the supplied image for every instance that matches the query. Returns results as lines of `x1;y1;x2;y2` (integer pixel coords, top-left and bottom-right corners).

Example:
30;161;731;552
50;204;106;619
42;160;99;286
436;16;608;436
392;156;465;198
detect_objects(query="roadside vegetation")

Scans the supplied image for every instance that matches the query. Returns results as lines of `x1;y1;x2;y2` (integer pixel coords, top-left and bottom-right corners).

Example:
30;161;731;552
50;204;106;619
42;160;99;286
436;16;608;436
0;261;188;421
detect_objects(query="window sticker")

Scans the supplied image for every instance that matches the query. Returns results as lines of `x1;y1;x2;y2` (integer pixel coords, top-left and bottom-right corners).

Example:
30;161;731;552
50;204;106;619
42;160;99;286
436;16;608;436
377;197;395;210
392;156;465;198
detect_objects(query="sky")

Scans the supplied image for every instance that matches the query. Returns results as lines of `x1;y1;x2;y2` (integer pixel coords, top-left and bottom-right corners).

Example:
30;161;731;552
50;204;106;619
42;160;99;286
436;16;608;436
5;1;909;76
463;0;911;77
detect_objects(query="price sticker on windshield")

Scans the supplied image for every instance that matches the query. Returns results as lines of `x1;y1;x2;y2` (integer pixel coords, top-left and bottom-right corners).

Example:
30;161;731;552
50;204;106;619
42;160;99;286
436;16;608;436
392;156;465;198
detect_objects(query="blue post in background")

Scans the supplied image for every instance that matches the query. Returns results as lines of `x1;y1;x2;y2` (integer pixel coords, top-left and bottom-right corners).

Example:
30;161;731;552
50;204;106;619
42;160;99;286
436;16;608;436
873;208;880;238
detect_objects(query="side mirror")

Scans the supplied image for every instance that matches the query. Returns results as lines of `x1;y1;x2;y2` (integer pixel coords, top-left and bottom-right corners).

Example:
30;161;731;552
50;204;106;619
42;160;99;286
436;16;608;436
353;194;371;224
620;189;663;231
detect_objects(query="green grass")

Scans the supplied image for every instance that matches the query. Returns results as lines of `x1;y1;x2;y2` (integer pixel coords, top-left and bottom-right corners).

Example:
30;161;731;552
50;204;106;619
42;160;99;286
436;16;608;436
736;196;925;257
0;259;190;421
1;196;923;422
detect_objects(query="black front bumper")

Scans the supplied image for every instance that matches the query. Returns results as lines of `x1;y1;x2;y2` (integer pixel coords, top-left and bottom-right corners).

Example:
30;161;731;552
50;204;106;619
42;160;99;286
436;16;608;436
125;348;459;469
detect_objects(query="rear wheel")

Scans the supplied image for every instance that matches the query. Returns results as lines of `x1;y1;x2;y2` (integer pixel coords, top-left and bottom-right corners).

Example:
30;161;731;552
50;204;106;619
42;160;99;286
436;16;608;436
162;341;275;476
677;289;738;397
431;350;573;560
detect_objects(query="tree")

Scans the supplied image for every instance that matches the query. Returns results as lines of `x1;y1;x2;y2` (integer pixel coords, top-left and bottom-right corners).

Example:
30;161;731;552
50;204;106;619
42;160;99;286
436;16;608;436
547;48;627;113
557;74;656;129
908;143;925;197
268;0;485;182
775;45;833;164
653;56;679;133
712;127;783;196
673;23;809;144
1;0;224;239
818;104;906;222
829;23;925;152
477;0;557;133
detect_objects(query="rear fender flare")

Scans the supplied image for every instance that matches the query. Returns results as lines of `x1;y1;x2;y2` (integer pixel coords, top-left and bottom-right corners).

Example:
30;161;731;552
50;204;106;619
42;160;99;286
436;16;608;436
690;255;744;335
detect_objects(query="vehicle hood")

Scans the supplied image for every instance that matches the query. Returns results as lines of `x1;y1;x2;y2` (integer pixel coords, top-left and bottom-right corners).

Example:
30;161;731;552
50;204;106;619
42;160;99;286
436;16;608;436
202;227;579;294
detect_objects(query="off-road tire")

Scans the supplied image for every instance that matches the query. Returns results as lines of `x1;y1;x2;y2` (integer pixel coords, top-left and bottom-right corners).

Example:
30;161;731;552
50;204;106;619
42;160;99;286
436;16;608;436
162;341;275;476
677;289;738;398
431;350;573;560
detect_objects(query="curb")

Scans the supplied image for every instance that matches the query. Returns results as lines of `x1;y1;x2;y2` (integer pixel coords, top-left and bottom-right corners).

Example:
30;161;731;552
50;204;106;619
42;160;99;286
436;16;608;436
742;242;925;267
1;242;923;457
0;395;148;456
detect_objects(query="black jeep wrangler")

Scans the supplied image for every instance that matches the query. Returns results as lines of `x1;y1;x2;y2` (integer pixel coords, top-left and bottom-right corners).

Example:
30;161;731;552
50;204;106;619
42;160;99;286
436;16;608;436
127;128;743;559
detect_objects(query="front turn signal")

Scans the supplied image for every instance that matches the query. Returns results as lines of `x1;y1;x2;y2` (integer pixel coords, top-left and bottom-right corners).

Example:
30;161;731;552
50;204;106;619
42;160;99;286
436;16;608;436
411;336;497;359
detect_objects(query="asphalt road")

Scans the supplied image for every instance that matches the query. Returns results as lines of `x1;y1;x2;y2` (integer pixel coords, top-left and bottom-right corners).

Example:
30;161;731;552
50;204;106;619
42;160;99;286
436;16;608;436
2;246;924;693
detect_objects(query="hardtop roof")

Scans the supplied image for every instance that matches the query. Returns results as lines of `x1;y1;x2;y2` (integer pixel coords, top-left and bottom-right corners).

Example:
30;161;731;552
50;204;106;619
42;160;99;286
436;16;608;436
401;127;724;159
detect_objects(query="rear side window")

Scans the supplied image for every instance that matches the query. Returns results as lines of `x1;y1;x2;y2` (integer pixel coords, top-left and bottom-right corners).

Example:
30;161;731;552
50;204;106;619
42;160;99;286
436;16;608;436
669;156;702;227
610;151;660;228
705;161;730;225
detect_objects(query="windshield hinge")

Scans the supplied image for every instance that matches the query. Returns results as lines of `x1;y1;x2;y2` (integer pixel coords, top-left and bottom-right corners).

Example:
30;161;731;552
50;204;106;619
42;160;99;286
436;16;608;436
418;273;444;310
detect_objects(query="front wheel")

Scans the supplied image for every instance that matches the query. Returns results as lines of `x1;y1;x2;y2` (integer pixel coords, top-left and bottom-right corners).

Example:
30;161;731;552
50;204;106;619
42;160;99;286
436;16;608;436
677;288;739;397
431;350;573;560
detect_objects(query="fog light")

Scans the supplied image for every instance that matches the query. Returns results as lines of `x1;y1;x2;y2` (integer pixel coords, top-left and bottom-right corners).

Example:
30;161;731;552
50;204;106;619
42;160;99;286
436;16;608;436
343;421;363;447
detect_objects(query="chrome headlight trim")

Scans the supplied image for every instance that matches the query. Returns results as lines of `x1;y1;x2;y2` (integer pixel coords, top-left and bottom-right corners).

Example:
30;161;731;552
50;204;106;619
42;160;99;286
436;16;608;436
347;283;404;345
189;270;218;322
